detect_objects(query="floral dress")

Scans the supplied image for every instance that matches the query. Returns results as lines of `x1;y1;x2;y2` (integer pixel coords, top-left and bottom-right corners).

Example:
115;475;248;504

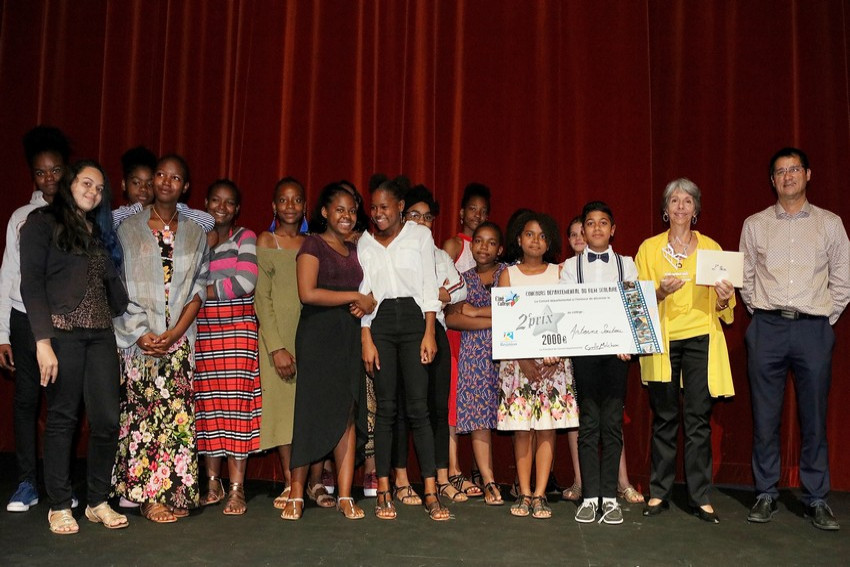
456;263;506;433
112;229;199;509
496;263;579;431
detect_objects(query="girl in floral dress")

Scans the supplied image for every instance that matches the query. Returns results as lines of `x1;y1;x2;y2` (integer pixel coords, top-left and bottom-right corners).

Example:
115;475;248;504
496;211;578;519
446;222;505;506
112;155;209;523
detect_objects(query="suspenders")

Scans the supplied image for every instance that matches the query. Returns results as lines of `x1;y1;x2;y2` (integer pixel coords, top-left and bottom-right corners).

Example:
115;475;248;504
575;252;623;284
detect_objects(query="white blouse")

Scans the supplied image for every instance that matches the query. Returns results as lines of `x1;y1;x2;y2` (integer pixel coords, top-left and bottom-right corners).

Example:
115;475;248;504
357;221;441;328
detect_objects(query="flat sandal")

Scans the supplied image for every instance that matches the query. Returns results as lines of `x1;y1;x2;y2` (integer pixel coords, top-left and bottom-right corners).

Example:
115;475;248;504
223;482;247;516
202;475;225;506
374;490;396;520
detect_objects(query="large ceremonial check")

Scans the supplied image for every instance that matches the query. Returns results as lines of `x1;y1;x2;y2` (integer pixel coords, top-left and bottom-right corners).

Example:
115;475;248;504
491;281;664;359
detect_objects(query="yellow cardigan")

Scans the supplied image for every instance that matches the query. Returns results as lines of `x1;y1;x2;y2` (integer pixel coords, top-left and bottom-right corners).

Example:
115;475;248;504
635;231;735;397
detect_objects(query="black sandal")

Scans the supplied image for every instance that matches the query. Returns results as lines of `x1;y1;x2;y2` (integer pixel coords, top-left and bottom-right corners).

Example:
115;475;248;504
437;482;468;502
483;481;504;506
423;492;451;521
448;474;482;497
531;495;552;519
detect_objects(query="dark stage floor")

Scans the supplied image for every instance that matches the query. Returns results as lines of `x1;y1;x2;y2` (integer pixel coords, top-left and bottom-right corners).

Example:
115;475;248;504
1;454;847;566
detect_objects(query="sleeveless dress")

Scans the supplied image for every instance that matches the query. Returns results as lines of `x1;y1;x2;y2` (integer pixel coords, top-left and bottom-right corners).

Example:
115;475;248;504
112;229;199;509
255;234;301;449
448;232;474;426
290;235;367;467
456;263;506;433
496;263;579;431
194;227;262;458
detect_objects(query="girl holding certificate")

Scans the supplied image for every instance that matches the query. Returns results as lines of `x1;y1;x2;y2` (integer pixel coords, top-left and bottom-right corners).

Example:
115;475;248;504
635;178;735;524
496;211;579;519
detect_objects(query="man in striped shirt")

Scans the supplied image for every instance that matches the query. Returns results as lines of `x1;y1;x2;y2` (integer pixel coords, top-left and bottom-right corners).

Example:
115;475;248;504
740;147;850;531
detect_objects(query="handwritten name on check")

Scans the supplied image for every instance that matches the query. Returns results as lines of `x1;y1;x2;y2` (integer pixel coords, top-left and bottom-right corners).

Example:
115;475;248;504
491;282;664;359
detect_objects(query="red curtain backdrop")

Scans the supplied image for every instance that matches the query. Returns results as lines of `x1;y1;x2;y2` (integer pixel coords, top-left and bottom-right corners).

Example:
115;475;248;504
1;0;848;491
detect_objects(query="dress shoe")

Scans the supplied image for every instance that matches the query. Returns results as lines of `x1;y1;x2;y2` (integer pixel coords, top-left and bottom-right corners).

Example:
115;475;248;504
805;502;840;531
747;495;778;523
642;500;669;516
692;505;720;524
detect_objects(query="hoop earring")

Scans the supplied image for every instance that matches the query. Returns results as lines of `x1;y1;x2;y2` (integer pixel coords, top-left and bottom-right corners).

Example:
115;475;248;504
662;212;669;223
692;215;698;225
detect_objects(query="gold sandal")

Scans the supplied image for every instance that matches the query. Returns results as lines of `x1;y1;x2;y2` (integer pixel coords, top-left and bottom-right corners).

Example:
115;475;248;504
85;502;128;529
48;508;79;535
273;485;291;509
374;490;396;520
562;481;582;502
223;482;247;516
337;496;365;520
618;485;645;504
202;475;225;506
280;497;303;520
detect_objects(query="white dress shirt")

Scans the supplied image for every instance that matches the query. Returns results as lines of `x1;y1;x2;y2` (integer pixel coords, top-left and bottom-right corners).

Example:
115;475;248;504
357;221;441;327
0;191;48;343
435;247;466;329
560;246;638;285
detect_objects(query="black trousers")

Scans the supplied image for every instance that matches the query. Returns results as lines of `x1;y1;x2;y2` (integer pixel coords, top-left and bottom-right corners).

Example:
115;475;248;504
647;334;713;506
572;355;628;499
392;322;451;471
44;328;120;509
371;299;436;479
10;308;41;485
746;311;833;505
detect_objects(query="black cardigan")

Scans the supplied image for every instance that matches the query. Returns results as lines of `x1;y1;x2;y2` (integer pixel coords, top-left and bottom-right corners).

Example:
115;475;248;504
19;209;129;341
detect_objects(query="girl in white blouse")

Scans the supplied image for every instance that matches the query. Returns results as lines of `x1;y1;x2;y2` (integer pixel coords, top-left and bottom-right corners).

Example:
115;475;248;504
358;178;450;521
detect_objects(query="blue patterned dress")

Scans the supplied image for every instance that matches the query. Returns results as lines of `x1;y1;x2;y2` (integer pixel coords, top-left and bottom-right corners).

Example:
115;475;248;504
456;264;506;433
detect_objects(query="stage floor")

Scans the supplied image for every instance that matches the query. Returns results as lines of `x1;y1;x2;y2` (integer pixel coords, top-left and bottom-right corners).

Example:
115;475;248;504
1;454;847;566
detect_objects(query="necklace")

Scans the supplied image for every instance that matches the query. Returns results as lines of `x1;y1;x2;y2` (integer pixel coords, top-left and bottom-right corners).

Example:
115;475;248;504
152;206;178;232
663;231;692;270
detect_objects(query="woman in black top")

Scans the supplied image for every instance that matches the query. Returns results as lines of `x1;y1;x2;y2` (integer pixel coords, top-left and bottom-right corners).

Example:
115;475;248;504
20;160;129;535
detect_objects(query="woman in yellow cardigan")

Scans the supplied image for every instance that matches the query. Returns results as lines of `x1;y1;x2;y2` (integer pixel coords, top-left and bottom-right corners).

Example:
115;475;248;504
635;178;735;524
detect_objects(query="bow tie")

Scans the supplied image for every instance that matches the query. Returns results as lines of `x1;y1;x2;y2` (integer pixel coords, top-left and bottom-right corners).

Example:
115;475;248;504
588;251;609;263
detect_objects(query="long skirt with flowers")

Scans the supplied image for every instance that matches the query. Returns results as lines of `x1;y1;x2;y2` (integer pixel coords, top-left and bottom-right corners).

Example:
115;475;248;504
496;358;579;431
112;337;200;509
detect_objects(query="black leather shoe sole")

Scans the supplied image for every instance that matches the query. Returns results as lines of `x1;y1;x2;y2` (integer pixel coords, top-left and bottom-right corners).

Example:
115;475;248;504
642;501;669;516
692;506;720;524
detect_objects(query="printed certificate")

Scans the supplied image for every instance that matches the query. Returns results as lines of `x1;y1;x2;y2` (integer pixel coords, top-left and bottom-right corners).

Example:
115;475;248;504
491;281;663;359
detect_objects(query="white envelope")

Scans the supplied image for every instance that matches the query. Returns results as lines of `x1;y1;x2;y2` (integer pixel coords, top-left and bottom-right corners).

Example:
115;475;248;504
695;249;743;288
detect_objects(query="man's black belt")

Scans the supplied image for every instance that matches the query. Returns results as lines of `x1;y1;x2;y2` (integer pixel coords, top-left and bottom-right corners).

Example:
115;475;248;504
755;309;825;320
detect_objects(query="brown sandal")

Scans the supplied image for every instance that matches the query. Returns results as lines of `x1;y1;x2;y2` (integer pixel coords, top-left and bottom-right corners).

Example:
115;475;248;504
223;482;247;515
306;482;335;508
141;502;177;523
202;475;225;506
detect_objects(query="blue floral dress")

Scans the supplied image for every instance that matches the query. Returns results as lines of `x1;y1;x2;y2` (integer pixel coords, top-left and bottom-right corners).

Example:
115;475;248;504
456;264;506;433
